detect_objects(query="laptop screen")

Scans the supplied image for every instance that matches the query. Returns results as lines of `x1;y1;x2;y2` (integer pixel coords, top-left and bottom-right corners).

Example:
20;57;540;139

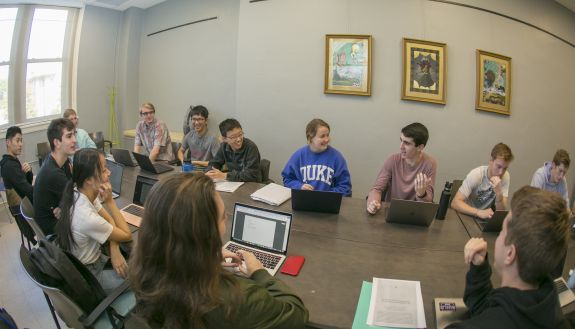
133;175;158;206
231;203;292;254
106;160;123;195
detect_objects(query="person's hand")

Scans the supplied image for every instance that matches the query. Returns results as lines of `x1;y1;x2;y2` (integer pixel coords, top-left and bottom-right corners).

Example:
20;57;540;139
222;248;242;268
464;238;488;266
301;184;314;191
52;207;61;220
111;252;128;278
99;182;113;203
21;162;32;173
237;250;264;277
490;176;502;196
206;169;226;181
476;208;494;219
367;200;381;215
415;173;431;198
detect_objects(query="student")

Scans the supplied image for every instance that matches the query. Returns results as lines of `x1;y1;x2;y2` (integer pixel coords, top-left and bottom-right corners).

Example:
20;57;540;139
451;143;513;219
177;105;220;167
206;118;262;182
531;149;570;209
447;186;571;329
281;118;352;196
0;126;34;203
366;122;437;214
34;118;76;235
134;102;174;162
54;149;132;293
63;108;97;149
129;173;308;328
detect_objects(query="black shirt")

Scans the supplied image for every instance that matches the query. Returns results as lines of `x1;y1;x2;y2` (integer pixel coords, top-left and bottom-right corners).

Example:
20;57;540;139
208;138;261;182
0;154;34;203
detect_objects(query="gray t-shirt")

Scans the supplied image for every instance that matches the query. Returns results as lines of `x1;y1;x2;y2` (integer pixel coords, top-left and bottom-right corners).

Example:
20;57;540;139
181;130;220;162
459;165;510;210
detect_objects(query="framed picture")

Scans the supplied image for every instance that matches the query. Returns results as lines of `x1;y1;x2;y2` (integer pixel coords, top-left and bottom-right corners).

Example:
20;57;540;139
402;38;447;104
476;50;512;115
324;34;372;96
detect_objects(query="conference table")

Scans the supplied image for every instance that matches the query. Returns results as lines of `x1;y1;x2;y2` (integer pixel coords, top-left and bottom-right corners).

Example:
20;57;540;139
114;164;503;328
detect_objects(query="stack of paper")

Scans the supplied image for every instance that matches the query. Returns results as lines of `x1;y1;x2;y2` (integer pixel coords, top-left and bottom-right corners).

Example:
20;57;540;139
215;181;244;193
250;183;292;206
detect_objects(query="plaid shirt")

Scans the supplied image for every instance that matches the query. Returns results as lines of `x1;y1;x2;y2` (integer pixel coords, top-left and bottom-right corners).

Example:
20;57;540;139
134;118;174;161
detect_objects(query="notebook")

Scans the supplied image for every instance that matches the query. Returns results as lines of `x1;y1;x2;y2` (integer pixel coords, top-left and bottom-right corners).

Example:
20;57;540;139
291;189;343;214
106;159;123;199
120;175;158;228
132;152;174;174
223;203;292;276
110;149;138;167
250;183;291;206
474;210;508;232
386;199;439;227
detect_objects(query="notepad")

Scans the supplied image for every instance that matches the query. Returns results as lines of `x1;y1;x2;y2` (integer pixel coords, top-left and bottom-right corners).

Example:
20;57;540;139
215;181;244;193
250;183;291;206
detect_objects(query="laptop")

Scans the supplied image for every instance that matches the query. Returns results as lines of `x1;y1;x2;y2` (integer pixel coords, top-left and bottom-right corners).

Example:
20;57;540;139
120;175;158;228
386;199;439;227
110;149;138;167
106;159;123;199
223;203;293;276
132;152;174;174
291;189;343;214
474;210;508;232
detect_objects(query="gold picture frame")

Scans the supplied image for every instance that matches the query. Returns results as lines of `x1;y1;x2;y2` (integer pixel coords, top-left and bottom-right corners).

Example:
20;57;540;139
476;50;512;115
324;34;372;96
402;38;447;104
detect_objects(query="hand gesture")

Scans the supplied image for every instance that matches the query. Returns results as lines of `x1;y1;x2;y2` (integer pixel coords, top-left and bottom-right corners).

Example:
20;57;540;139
489;176;502;196
99;182;113;203
464;238;488;266
206;168;226;181
221;248;242;268
21;162;32;173
367;200;381;215
415;173;431;198
476;208;494;219
301;184;314;191
237;250;264;277
111;252;128;278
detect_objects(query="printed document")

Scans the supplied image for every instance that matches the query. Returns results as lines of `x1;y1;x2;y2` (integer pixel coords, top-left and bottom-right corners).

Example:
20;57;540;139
367;278;426;328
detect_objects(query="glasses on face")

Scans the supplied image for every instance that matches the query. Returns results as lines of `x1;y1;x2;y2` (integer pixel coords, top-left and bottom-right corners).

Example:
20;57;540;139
226;132;244;141
191;117;206;122
140;111;155;117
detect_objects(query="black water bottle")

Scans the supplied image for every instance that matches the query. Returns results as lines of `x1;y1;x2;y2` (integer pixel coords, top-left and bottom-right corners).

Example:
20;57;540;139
436;181;452;220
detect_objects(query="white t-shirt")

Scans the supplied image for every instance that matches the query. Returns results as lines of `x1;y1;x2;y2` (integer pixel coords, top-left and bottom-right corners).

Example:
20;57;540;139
70;191;113;264
459;165;510;210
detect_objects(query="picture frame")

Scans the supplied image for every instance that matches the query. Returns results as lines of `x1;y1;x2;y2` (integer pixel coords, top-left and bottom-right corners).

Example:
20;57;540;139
401;38;447;104
324;34;372;96
476;50;512;115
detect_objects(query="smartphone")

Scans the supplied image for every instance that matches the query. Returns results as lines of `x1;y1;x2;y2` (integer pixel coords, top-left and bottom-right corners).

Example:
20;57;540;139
280;255;305;276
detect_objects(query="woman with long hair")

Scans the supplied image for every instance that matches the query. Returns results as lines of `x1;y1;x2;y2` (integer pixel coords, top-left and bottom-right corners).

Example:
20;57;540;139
129;173;308;329
55;148;132;292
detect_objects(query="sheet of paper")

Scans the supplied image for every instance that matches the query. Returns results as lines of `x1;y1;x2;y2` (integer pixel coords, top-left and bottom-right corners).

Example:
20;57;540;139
367;278;426;328
215;181;244;193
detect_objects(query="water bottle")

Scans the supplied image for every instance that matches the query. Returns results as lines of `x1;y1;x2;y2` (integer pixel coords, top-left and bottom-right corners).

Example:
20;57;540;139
436;181;452;220
568;269;575;289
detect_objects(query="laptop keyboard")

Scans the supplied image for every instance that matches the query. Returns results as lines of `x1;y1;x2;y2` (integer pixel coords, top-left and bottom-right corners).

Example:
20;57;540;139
225;243;281;270
555;278;568;293
123;204;144;217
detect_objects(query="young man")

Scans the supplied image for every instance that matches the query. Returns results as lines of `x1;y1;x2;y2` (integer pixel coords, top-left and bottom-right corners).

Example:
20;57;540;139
366;122;437;215
531;149;570;209
206;118;262;182
134;102;174;162
177;105;220;167
33;118;76;235
63;108;96;149
0;126;34;203
451;143;513;219
447;186;570;328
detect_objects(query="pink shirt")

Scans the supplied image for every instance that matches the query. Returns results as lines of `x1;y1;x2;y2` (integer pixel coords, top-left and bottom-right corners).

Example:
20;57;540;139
367;152;437;205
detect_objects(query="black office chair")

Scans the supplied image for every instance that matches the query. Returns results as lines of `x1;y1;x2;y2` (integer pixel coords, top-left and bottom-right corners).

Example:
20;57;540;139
449;179;463;207
89;131;113;154
37;142;50;167
260;158;273;184
171;141;182;166
20;196;46;242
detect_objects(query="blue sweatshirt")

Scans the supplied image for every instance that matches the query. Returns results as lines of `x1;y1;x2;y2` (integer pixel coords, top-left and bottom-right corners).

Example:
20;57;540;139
281;145;352;196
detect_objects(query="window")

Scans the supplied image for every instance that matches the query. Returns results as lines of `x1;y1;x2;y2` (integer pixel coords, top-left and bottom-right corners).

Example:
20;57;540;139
0;5;78;127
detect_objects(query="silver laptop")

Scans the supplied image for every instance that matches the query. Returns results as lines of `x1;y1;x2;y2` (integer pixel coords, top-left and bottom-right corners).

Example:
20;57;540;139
223;203;292;276
474;210;508;232
386;199;439;227
106;159;123;199
120;175;158;228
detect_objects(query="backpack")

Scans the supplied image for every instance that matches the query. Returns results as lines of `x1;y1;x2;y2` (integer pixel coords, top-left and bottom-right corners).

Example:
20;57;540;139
0;308;18;329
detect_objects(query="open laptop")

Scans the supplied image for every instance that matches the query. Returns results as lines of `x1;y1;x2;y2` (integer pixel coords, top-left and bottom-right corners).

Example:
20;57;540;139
132;152;174;174
110;149;138;167
223;203;293;276
291;189;343;214
120;175;158;228
474;210;508;232
106;159;123;199
386;199;439;227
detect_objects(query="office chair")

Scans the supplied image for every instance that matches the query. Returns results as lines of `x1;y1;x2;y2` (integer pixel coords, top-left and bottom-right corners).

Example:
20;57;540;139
449;179;463;207
260;158;273;184
171;141;182;166
20;196;46;242
89;132;113;154
37;142;51;167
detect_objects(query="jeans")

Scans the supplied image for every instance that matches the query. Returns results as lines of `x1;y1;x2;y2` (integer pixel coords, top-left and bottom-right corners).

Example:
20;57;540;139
85;254;125;294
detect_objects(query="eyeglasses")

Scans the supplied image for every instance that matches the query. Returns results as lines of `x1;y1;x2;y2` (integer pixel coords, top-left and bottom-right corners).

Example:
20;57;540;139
140;111;155;117
191;117;206;122
226;132;244;141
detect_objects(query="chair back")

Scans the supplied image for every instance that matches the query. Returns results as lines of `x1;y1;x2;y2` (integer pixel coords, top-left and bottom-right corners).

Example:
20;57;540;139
260;158;272;184
89;131;113;153
37;142;50;167
20;196;46;241
449;179;463;207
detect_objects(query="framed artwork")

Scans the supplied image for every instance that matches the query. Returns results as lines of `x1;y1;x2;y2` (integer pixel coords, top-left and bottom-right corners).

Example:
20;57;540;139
402;38;447;104
324;34;372;96
476;50;512;115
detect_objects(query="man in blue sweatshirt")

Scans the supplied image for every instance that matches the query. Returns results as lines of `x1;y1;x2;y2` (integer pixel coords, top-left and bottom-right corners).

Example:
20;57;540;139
531;149;571;211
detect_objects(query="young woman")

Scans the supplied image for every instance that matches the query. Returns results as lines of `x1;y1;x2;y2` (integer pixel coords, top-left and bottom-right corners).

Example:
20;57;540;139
281;118;352;196
129;173;308;329
55;148;132;293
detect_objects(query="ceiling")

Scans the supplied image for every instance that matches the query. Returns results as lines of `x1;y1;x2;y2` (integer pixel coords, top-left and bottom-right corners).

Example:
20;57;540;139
1;0;167;11
556;0;575;12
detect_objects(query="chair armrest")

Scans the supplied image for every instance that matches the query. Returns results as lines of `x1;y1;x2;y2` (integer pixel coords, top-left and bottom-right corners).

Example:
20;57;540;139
81;280;133;328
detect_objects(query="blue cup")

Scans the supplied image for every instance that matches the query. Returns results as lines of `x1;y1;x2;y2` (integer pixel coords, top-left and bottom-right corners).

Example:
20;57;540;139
182;163;193;173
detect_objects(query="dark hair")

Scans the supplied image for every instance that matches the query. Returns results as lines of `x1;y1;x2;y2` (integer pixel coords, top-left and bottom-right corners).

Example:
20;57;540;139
190;105;209;119
401;123;429;147
55;149;105;251
129;173;239;329
5;126;22;140
47;118;75;151
506;186;570;285
553;149;570;168
305;118;330;142
490;143;514;162
218;118;242;137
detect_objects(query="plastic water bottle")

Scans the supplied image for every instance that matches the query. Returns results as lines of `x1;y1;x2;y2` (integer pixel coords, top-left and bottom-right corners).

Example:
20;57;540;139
568;269;575;289
435;181;452;220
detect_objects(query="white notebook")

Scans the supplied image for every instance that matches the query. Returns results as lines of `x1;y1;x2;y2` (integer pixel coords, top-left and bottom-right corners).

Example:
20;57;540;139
250;183;291;206
215;181;244;193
